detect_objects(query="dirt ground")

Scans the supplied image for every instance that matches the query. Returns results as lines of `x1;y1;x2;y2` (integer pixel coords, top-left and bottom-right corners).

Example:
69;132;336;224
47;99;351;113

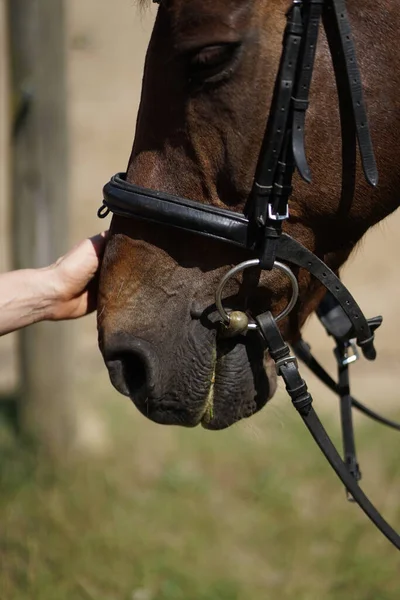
1;0;400;414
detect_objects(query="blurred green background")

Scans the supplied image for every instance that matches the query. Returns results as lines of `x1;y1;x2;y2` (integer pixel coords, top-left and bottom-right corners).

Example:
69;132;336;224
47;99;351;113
1;1;399;598
1;386;399;599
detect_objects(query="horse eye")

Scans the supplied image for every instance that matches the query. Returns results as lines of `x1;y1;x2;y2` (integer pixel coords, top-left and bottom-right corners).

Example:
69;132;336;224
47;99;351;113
188;43;241;83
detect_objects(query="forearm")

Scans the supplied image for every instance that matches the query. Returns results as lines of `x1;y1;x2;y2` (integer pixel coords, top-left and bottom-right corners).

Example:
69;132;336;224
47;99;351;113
0;232;107;336
0;267;55;336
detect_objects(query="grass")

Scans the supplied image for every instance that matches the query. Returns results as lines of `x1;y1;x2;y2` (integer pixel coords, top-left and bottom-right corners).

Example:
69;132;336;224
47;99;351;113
0;378;399;600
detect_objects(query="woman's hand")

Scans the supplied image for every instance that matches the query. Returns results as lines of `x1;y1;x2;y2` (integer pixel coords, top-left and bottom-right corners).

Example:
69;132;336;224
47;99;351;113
46;231;108;320
0;232;108;336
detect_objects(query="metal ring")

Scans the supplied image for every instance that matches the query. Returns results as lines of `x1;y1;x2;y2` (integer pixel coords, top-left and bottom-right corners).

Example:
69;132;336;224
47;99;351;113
97;203;110;219
215;259;299;331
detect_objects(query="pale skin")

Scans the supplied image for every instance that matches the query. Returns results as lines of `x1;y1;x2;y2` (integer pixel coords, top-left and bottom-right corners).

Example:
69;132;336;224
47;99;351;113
0;232;107;336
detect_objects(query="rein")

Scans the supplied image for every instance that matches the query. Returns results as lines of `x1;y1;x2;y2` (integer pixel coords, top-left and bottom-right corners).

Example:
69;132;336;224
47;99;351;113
98;0;400;549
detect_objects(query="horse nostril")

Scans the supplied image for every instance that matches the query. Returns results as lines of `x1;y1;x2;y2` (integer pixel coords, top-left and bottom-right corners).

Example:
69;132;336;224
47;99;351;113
102;334;159;401
108;352;148;398
123;352;147;396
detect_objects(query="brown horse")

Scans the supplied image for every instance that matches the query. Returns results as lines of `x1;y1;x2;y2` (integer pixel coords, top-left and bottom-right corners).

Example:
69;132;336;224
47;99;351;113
97;0;400;430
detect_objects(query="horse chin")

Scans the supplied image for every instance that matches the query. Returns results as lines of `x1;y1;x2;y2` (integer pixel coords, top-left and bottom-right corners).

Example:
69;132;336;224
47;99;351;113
103;314;277;429
200;341;277;430
127;334;276;430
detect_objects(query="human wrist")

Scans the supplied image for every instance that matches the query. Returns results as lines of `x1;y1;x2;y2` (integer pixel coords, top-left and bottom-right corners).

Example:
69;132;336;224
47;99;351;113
0;267;60;336
33;265;62;322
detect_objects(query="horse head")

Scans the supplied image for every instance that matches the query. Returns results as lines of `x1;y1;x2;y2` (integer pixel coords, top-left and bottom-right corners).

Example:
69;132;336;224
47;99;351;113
97;0;400;429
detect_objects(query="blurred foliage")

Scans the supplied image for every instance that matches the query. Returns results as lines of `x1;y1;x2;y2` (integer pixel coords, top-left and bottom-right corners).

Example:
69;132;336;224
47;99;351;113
0;385;399;600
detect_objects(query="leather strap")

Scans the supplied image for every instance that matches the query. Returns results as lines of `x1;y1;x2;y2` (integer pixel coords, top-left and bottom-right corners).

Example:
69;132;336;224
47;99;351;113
294;289;400;495
292;0;324;183
337;345;362;490
323;0;378;187
303;407;400;549
259;226;281;271
257;311;313;414
293;337;400;430
258;135;296;270
250;1;303;227
275;234;376;359
256;311;400;550
101;173;253;249
317;291;353;340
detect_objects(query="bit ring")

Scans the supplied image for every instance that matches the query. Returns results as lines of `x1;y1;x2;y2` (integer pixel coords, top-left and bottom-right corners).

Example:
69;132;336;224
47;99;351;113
215;259;299;331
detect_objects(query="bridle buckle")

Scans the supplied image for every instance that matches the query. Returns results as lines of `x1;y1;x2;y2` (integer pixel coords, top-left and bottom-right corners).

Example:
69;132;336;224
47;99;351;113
335;340;359;367
275;355;298;375
268;202;289;221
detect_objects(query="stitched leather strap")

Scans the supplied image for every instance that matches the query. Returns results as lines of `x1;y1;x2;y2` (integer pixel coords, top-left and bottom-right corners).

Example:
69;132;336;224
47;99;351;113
275;234;376;359
102;173;252;248
323;0;378;187
250;1;303;227
292;0;324;182
257;311;400;550
257;311;313;414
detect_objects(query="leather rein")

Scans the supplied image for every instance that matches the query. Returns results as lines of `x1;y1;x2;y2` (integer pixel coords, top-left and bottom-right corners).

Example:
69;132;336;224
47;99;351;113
98;0;400;549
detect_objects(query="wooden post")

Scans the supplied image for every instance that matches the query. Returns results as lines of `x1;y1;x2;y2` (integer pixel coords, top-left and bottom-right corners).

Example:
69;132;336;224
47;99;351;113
7;0;76;454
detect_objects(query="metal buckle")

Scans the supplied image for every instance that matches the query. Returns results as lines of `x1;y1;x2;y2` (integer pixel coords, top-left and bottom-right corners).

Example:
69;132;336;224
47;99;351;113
335;340;359;367
268;202;289;221
275;355;298;375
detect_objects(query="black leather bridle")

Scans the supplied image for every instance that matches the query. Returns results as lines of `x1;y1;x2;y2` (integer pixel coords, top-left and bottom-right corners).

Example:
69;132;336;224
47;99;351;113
98;0;400;549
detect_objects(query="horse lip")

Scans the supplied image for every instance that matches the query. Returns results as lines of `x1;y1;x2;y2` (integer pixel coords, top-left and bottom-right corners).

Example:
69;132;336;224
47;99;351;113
200;339;275;430
138;348;218;427
200;363;216;426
